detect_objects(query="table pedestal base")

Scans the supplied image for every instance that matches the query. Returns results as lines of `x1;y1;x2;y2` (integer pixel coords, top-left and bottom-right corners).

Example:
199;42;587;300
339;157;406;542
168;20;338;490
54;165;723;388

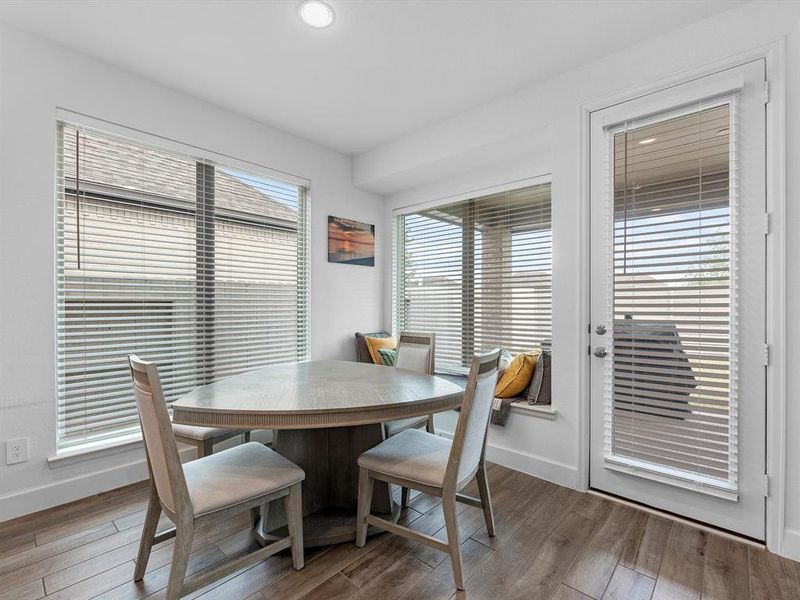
257;424;399;547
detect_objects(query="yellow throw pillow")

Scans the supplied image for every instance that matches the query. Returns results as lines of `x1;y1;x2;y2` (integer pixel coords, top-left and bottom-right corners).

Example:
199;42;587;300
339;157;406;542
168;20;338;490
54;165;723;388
366;336;397;365
495;352;538;398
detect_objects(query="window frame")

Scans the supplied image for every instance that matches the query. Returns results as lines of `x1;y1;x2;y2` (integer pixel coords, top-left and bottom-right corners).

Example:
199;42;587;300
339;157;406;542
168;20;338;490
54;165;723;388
392;175;553;375
53;114;312;452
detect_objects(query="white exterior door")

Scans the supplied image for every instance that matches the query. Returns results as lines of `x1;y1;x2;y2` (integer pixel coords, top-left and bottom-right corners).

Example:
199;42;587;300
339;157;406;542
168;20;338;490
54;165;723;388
589;60;767;539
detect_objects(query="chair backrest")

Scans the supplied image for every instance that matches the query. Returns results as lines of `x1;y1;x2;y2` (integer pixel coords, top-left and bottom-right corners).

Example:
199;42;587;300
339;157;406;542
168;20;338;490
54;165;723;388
128;355;188;516
445;349;502;489
395;331;435;375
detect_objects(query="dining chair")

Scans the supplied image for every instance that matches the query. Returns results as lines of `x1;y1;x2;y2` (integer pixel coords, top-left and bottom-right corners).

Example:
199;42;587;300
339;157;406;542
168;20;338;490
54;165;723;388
129;355;305;600
356;348;501;591
172;424;251;459
383;331;437;507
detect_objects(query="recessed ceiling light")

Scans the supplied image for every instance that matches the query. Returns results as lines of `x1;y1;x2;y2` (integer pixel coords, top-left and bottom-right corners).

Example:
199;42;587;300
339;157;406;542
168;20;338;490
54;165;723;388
638;137;657;145
298;1;335;28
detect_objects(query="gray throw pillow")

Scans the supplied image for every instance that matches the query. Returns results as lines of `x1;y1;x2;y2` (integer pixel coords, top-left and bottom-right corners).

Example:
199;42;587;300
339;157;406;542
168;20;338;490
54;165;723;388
527;349;552;405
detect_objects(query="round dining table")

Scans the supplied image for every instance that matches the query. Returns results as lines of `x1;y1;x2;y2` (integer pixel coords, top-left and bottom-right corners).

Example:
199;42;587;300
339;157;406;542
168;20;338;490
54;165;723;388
171;359;465;547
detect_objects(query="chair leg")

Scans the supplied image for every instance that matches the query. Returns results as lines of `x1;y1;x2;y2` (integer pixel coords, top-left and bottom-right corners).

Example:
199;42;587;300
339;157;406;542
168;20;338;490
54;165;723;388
250;505;261;529
198;439;213;458
134;486;161;581
166;521;194;600
442;495;464;590
426;414;435;434
355;467;374;547
284;483;305;570
476;460;495;537
401;486;410;508
243;431;251;444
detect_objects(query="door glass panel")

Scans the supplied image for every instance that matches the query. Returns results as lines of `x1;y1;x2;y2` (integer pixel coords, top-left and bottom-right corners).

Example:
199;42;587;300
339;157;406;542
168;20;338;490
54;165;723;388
610;104;736;487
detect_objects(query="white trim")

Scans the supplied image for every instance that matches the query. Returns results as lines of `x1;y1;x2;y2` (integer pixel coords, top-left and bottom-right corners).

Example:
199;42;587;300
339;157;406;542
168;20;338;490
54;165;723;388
55;107;312;188
392;173;551;216
49;432;144;466
437;429;579;489
763;38;788;560
783;528;800;559
603;455;739;502
0;445;192;522
485;442;579;489
511;403;558;420
601;75;744;129
577;38;788;556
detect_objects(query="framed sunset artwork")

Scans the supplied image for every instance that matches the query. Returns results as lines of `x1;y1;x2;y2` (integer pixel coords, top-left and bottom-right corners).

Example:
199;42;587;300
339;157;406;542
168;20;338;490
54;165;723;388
327;216;375;266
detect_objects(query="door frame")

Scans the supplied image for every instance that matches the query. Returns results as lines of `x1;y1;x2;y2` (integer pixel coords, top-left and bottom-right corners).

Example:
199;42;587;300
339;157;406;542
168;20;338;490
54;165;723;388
577;39;787;554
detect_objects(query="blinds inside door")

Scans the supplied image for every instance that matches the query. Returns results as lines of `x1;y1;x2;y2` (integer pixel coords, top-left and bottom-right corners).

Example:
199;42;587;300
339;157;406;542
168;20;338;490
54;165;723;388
56;123;309;449
394;183;552;373
607;101;737;487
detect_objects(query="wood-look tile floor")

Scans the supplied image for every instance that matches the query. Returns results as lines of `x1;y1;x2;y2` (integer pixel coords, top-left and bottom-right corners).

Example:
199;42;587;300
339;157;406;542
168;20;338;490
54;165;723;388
1;463;798;600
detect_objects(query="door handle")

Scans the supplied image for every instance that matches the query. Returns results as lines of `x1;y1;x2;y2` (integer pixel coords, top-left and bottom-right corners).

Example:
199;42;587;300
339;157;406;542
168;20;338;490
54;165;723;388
593;346;607;358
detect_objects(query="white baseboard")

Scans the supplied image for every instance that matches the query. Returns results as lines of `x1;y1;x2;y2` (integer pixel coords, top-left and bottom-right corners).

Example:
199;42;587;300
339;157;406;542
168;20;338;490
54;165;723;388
436;428;580;490
484;443;581;489
0;458;151;522
781;528;800;561
0;445;194;523
0;431;273;523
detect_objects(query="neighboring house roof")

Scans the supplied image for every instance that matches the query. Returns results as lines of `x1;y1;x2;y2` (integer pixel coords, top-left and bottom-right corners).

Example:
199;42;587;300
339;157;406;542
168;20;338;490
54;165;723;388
61;125;298;223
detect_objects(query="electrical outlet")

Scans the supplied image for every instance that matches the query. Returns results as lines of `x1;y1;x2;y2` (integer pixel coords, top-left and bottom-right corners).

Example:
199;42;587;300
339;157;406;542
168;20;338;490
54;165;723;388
6;438;28;465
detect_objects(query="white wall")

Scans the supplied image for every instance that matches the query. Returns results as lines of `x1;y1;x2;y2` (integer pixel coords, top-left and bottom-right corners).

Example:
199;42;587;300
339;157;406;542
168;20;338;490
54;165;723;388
358;1;800;557
0;24;384;521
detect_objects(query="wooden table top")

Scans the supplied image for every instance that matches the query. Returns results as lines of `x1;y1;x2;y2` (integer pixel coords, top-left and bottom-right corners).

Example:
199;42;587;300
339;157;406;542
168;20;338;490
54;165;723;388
172;360;465;429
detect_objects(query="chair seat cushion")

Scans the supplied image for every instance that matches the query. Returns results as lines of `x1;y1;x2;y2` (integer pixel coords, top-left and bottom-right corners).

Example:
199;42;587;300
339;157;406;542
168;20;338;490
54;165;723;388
358;428;451;488
171;423;244;441
383;415;429;437
184;442;304;517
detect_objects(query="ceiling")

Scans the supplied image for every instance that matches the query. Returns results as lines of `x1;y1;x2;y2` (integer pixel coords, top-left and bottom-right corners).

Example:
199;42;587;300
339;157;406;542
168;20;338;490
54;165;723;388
0;1;743;155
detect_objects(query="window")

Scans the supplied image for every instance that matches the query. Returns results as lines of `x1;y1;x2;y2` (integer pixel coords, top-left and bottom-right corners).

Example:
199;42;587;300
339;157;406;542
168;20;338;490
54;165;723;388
55;123;310;449
609;104;735;482
393;183;552;374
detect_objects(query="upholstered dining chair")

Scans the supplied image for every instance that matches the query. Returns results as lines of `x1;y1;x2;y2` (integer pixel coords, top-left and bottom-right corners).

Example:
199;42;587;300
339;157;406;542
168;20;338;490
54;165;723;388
383;331;436;439
356;348;501;591
383;331;437;507
129;356;305;600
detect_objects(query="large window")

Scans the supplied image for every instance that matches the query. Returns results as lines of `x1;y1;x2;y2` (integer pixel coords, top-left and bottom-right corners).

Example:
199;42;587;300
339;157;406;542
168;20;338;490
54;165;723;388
55;123;310;449
393;182;552;373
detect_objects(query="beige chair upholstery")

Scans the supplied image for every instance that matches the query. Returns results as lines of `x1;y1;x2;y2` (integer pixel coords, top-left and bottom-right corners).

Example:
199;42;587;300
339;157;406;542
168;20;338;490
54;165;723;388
386;344;435;435
172;423;242;440
396;345;432;373
358;428;450;487
172;420;250;459
356;348;501;592
129;355;305;600
184;442;304;517
383;416;429;437
383;331;438;507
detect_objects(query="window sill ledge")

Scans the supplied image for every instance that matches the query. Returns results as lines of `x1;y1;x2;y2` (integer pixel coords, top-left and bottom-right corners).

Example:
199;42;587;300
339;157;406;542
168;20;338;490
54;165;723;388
48;433;145;467
436;373;557;420
510;403;558;420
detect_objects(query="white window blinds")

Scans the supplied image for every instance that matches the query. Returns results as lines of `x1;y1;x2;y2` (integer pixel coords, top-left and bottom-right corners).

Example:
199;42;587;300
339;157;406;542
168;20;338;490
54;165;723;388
394;183;552;373
607;101;736;486
55;123;310;449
